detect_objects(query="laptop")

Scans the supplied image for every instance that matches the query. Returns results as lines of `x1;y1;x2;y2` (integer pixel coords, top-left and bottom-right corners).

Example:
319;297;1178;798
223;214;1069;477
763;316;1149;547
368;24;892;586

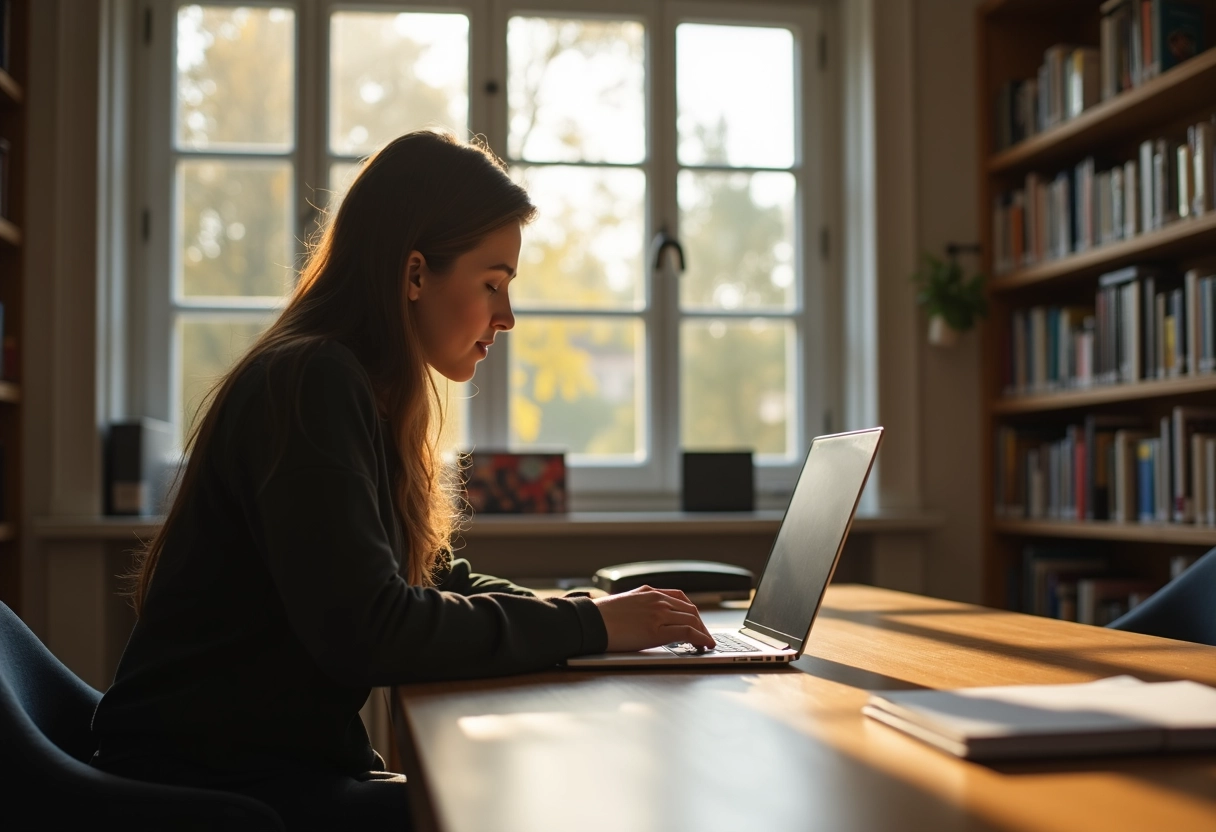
566;427;884;668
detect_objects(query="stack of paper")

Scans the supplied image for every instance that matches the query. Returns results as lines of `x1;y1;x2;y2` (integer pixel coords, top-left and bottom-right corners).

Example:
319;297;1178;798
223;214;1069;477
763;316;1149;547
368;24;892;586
862;676;1216;760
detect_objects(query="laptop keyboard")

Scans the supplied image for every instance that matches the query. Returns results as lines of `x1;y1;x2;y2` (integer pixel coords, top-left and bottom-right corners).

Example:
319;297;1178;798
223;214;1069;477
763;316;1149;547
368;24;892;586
666;632;758;655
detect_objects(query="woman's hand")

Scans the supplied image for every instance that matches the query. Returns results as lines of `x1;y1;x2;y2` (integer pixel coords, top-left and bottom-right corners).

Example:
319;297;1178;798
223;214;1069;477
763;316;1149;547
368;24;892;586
592;586;716;652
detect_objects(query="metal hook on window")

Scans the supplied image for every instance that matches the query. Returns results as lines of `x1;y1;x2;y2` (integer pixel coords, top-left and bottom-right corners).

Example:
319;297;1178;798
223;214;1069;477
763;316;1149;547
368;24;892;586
650;227;686;273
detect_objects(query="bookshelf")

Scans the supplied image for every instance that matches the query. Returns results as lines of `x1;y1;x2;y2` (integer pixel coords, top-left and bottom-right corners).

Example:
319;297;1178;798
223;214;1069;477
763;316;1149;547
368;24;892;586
0;1;26;614
979;0;1216;615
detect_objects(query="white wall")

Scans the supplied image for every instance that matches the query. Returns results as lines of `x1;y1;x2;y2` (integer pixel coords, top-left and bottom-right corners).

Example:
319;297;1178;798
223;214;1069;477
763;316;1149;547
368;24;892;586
913;0;986;602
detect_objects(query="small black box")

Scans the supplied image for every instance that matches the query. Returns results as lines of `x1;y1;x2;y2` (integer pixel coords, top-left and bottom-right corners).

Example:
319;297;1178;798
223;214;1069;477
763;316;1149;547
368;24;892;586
104;418;174;516
681;450;754;512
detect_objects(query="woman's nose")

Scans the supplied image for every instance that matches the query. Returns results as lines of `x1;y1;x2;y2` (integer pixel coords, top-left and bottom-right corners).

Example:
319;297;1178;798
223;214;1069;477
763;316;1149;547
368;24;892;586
494;299;515;332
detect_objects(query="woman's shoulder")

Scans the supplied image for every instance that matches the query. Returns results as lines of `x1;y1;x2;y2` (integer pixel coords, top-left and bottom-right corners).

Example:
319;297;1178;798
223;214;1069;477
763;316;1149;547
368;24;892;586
244;339;371;392
224;339;378;432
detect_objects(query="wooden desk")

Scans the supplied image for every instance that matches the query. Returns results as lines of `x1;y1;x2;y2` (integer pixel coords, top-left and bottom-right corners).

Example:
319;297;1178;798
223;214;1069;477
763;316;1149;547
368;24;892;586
392;585;1216;832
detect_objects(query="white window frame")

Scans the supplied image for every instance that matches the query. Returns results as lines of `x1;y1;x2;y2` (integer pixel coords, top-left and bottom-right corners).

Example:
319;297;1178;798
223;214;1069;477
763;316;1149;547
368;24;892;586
133;0;837;499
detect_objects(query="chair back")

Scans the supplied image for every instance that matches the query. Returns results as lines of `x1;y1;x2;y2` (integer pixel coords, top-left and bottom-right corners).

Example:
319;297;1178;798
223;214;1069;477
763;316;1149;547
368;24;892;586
1108;547;1216;646
0;602;284;830
0;602;101;763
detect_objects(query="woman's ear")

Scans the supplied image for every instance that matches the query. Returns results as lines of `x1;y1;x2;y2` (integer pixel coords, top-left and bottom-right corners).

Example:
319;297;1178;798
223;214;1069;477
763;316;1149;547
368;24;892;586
405;251;428;302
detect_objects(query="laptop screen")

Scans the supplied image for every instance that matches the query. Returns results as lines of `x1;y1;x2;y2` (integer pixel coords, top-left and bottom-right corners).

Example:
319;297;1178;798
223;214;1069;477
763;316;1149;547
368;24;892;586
745;428;882;648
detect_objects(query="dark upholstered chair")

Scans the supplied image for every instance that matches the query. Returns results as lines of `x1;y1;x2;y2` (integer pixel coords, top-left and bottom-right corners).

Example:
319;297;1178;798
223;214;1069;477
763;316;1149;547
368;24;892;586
0;602;283;831
1107;547;1216;647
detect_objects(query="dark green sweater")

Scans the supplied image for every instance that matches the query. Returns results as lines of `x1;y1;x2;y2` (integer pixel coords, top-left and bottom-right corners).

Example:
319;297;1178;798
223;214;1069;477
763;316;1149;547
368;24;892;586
91;341;607;775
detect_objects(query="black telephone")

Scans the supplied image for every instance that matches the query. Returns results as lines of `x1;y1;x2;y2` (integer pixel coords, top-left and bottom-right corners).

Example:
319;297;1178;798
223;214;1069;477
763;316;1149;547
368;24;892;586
592;560;753;602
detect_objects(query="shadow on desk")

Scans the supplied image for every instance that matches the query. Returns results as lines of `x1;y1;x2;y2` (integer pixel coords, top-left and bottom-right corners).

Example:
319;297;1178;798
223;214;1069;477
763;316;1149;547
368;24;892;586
791;654;929;692
815;605;1204;684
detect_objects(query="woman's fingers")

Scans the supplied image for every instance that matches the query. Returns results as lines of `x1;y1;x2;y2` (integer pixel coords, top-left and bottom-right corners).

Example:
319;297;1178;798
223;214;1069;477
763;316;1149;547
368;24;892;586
593;587;716;652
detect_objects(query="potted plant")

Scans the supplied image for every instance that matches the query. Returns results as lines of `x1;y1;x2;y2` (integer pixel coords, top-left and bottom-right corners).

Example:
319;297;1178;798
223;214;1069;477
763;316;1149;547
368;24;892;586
911;251;987;347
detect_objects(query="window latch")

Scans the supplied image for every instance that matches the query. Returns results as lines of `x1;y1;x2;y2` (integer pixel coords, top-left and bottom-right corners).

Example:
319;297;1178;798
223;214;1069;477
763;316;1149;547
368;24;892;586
650;228;686;273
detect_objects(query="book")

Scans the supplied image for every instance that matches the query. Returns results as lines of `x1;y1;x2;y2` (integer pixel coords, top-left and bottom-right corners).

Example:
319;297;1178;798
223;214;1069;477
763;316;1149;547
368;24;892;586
863;676;1216;761
1139;140;1155;231
1077;577;1163;625
1207;436;1216;524
1178;143;1193;220
1191;431;1216;525
1085;414;1144;519
1193;120;1215;217
1066;47;1101;119
1171;405;1216;522
1137;437;1157;522
1151;0;1206;77
1021;546;1107;615
1154;139;1179;229
1114;429;1152;521
1124;158;1140;237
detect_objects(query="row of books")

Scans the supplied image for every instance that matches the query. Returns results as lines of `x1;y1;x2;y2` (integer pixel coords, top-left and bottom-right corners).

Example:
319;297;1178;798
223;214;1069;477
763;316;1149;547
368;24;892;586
1099;0;1207;99
993;1;1207;152
1002;265;1216;394
995;406;1216;525
1017;547;1197;623
992;118;1215;275
995;45;1099;151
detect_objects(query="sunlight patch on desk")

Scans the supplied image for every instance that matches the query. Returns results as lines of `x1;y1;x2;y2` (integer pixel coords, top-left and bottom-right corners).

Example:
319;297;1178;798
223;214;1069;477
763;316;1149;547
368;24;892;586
457;702;655;742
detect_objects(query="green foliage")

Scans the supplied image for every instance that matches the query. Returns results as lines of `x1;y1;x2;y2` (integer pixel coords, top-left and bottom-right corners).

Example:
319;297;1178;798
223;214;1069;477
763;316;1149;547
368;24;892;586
911;252;988;333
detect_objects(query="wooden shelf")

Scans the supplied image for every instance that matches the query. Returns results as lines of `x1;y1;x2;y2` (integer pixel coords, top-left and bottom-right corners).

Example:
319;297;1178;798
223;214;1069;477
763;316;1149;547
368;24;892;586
0;68;22;105
993;374;1216;414
977;2;1216;608
979;0;1093;17
989;211;1216;293
994;518;1216;545
988;48;1216;175
0;217;21;247
0;381;20;404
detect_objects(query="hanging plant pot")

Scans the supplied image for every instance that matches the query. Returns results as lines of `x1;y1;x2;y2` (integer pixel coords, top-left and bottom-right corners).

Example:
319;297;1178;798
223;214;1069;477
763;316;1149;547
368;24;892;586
927;315;960;347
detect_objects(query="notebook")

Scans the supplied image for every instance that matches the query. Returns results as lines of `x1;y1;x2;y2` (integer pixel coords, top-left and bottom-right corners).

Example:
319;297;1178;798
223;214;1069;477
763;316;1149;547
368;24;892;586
863;675;1216;760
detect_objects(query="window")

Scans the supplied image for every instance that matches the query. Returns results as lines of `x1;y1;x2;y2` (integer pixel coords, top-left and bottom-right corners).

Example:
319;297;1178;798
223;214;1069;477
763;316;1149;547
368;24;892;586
137;0;831;496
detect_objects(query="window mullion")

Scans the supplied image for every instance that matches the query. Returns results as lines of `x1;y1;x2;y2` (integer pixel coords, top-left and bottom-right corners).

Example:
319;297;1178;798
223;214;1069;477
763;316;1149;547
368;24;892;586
143;0;177;428
464;0;509;449
654;0;681;493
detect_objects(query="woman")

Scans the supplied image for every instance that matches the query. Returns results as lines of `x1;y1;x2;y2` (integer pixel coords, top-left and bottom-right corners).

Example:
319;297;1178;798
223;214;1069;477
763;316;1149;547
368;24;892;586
90;131;714;830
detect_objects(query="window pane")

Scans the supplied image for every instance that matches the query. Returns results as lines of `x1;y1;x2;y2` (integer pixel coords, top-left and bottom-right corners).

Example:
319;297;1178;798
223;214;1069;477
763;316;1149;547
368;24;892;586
176;5;295;151
511;166;645;310
179;316;272;441
681;319;793;457
507;17;645;164
330;12;469;156
326;160;362;213
510;317;644;459
677;24;795;168
679;171;797;311
178;159;294;298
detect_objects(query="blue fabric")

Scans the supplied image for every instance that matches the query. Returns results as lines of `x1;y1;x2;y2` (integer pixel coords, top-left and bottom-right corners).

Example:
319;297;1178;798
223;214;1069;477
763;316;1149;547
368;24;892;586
1107;547;1216;646
0;602;283;831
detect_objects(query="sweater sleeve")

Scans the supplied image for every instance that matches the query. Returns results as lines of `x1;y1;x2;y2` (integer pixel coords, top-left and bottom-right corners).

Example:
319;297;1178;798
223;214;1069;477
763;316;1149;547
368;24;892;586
435;556;537;597
233;346;607;688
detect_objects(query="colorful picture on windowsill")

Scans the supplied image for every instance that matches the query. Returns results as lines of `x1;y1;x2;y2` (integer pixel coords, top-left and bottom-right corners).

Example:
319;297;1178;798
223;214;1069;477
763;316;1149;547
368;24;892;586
461;451;567;514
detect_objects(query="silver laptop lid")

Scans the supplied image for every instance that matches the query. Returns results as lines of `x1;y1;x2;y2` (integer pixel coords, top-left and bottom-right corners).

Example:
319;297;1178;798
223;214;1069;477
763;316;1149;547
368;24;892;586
743;427;884;653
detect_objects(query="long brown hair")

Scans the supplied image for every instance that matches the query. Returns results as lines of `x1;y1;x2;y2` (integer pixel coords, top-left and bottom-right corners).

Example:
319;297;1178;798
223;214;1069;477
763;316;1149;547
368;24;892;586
130;131;536;616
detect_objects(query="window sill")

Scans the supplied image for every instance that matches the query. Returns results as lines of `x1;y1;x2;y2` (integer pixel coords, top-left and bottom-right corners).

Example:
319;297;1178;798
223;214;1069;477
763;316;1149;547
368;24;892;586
31;509;943;541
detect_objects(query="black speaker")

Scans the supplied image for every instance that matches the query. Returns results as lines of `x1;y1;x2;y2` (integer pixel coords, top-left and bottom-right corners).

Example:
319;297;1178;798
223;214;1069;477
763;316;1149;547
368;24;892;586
681;451;754;512
104;418;175;516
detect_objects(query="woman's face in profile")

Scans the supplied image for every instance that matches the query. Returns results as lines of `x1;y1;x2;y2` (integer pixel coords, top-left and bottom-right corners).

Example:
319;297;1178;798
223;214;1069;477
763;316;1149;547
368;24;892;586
406;222;521;382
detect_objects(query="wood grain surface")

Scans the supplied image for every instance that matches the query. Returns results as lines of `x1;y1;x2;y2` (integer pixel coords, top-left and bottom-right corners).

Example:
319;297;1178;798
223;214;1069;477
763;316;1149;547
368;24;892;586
393;585;1216;832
